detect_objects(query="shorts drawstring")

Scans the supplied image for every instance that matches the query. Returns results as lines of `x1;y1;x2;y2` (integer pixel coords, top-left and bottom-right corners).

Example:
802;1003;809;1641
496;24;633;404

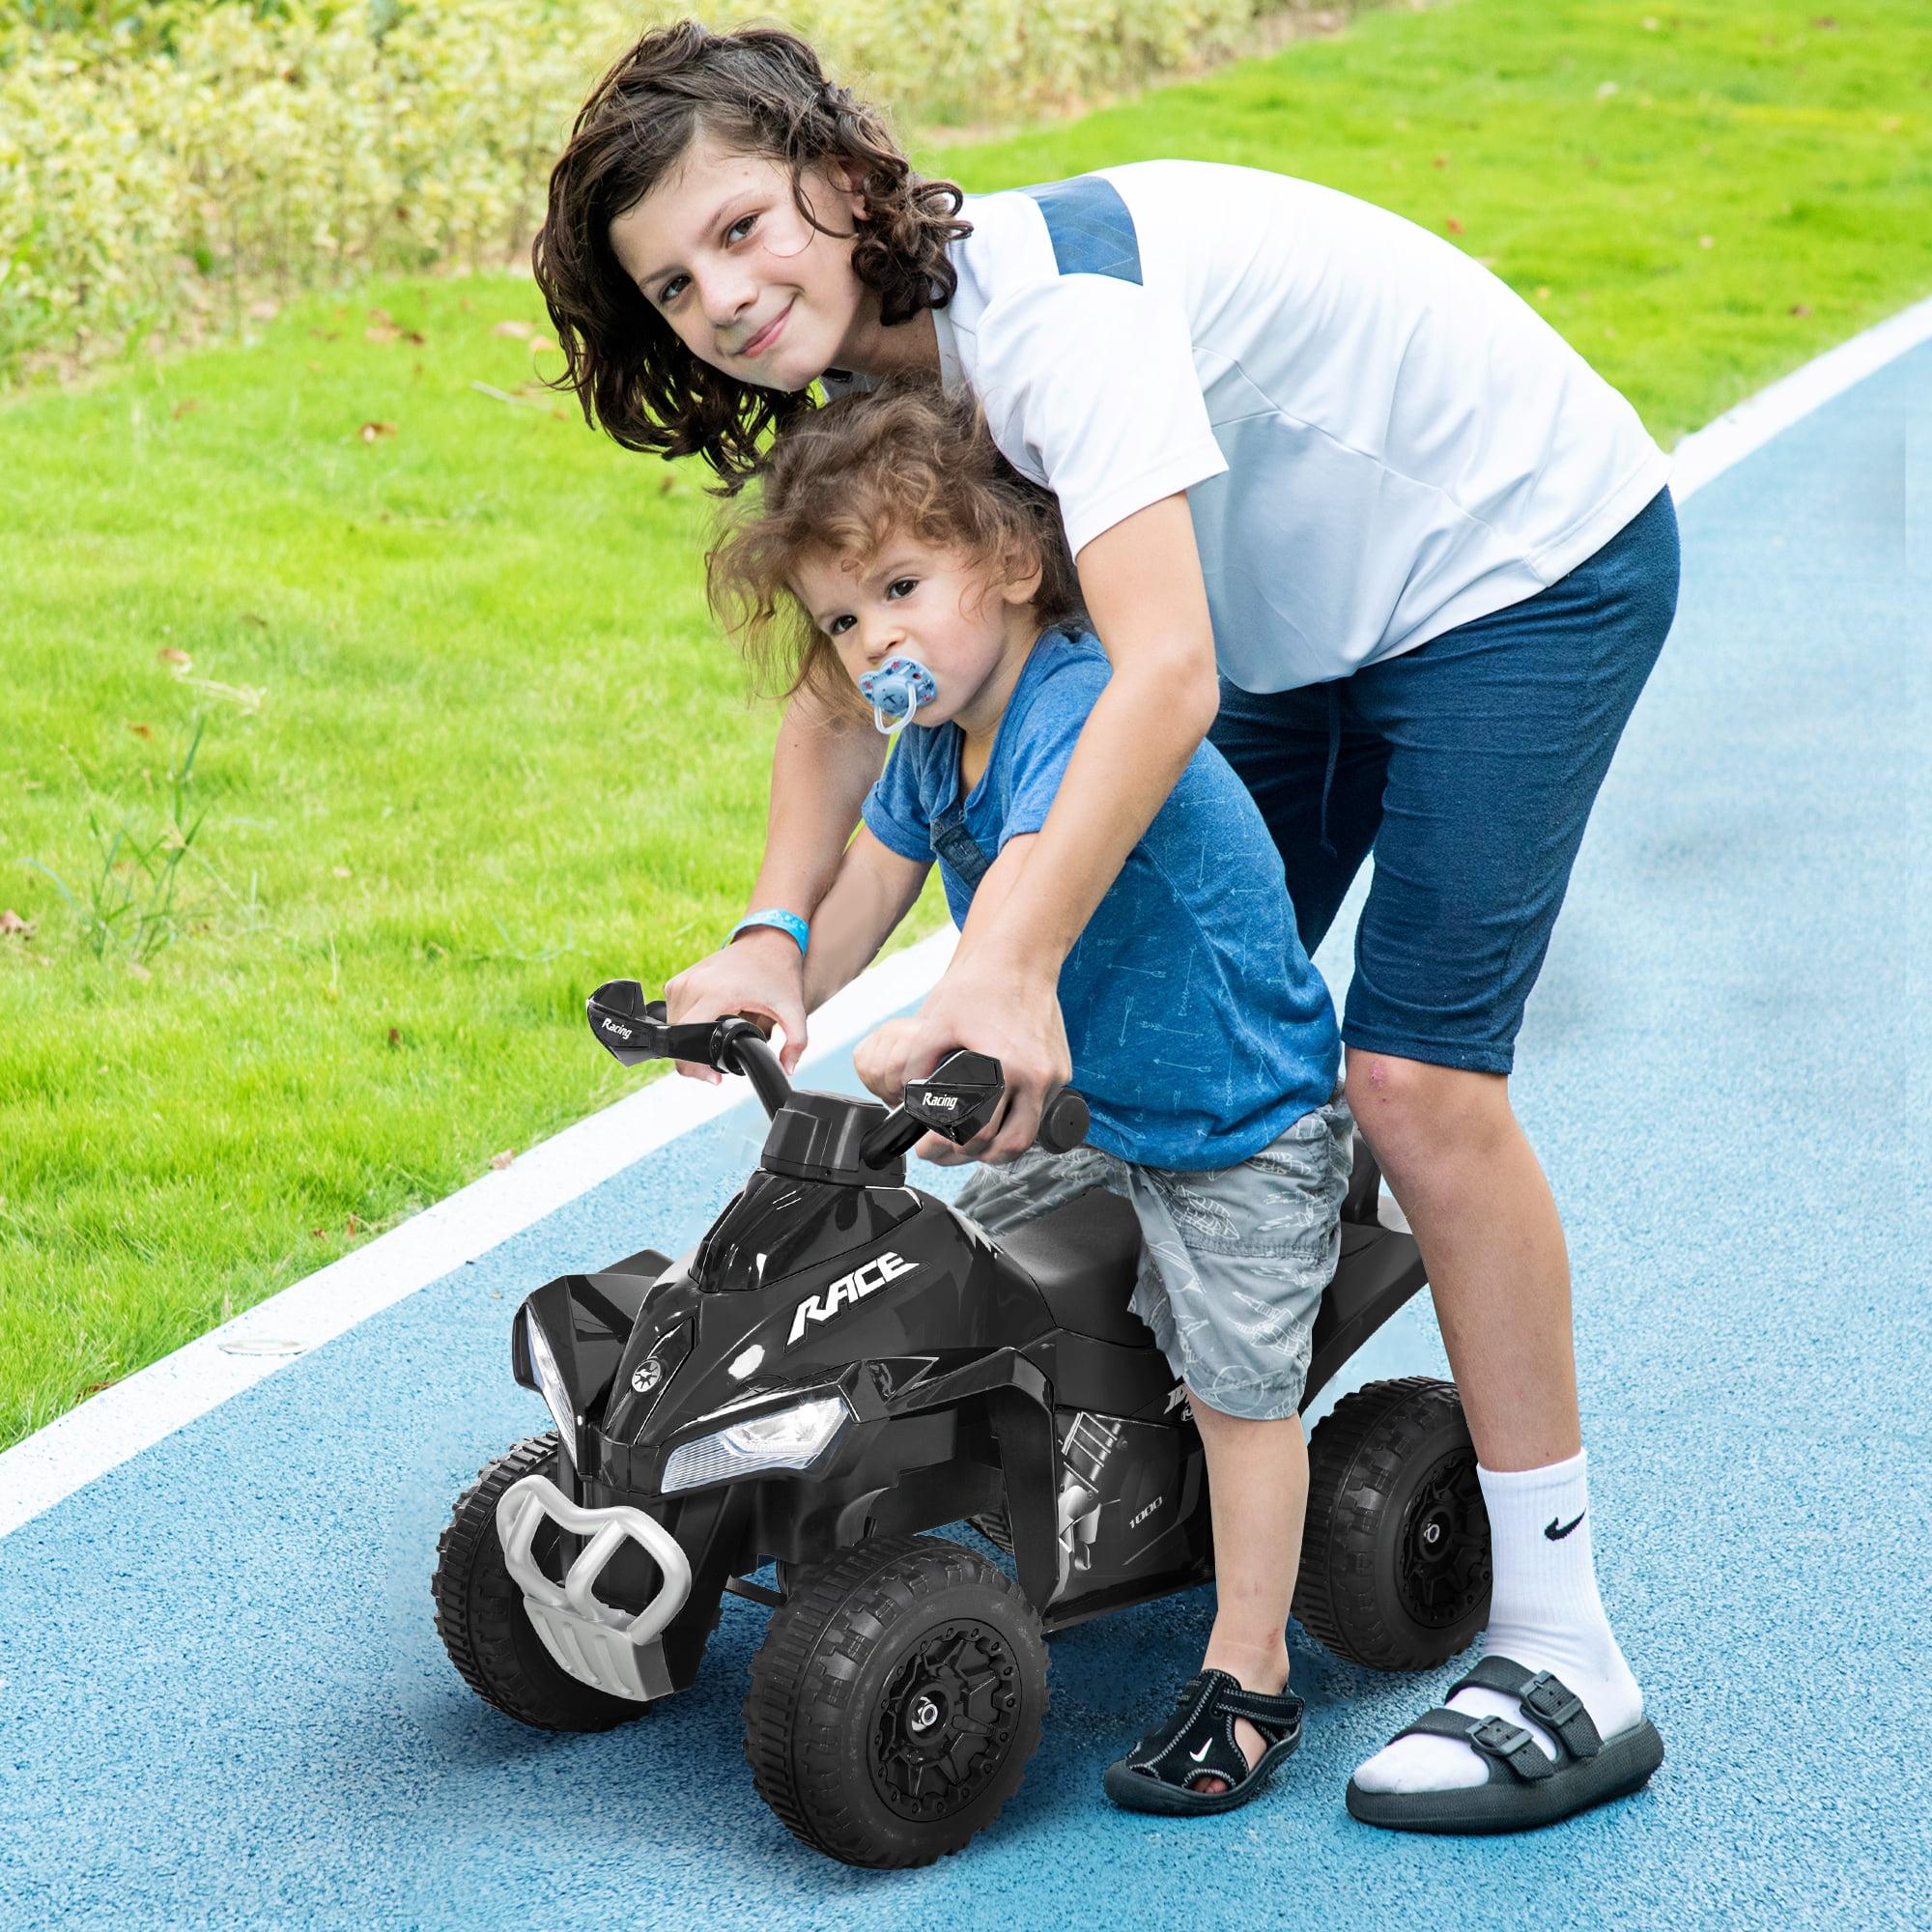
1319;681;1343;857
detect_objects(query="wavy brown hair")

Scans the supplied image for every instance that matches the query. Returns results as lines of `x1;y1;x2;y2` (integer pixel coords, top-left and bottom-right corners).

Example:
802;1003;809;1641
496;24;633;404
706;374;1085;722
532;19;972;492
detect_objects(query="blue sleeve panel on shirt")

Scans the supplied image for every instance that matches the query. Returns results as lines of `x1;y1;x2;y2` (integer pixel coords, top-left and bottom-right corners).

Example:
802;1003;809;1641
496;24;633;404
1017;176;1144;284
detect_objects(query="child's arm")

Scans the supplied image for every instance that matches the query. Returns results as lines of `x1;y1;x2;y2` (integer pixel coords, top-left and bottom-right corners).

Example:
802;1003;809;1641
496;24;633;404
955;834;1036;950
856;836;1041;1132
801;827;932;1014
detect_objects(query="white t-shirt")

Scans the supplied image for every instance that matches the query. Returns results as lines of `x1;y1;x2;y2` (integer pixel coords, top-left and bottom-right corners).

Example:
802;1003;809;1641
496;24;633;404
834;162;1671;693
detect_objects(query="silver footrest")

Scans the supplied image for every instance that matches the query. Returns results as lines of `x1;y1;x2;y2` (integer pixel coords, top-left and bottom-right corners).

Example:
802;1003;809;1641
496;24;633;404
496;1473;693;1704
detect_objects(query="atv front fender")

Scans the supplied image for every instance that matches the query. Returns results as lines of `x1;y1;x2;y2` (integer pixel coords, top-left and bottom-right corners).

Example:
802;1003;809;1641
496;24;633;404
512;1247;672;1450
850;1350;1063;1613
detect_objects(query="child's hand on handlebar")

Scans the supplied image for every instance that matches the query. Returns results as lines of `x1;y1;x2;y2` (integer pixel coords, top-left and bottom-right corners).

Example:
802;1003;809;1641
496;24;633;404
864;957;1072;1167
855;1017;990;1165
665;928;808;1083
852;1017;921;1106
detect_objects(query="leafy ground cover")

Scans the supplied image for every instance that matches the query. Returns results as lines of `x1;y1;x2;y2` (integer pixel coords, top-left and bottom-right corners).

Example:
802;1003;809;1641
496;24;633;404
2;0;1928;1447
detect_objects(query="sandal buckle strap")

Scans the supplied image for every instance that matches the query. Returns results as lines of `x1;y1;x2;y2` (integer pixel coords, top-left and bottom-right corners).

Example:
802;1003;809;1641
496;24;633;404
1465;1716;1555;1781
1520;1670;1582;1730
1448;1657;1605;1762
1520;1669;1603;1759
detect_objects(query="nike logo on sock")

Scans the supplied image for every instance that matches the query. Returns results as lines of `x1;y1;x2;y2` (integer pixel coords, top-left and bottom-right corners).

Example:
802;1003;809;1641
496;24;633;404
1545;1510;1586;1540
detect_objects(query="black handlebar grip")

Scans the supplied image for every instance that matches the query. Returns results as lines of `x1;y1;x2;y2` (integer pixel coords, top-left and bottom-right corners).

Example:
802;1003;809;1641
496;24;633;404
1035;1086;1090;1154
588;986;744;1070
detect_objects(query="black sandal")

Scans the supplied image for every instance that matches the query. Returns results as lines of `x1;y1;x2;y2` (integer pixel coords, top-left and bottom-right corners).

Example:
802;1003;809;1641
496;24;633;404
1103;1668;1305;1815
1345;1657;1664;1834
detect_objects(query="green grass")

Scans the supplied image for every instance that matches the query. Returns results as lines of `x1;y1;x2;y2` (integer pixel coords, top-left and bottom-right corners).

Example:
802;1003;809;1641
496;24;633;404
3;0;1928;1449
947;0;1932;448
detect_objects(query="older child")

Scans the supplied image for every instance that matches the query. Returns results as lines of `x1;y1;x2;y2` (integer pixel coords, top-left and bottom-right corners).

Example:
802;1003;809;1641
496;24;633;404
706;374;1351;1814
540;20;1670;1831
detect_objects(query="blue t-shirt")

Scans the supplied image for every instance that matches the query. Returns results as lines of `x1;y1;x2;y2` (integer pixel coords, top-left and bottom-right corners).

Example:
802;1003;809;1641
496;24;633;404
861;627;1338;1170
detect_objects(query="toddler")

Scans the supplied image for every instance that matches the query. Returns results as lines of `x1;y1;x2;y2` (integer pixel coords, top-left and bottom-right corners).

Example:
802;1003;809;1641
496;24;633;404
707;374;1350;1813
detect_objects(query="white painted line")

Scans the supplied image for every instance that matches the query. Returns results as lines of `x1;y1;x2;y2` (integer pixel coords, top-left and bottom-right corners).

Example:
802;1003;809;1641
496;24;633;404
0;930;955;1540
1669;292;1932;501
9;288;1932;1545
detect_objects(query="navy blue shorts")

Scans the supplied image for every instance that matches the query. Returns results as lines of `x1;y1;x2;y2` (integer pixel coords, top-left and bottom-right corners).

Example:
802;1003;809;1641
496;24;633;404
1209;488;1681;1075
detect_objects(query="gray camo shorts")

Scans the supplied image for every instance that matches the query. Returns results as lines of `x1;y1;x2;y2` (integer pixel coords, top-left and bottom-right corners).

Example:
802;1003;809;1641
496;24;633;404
952;1100;1353;1422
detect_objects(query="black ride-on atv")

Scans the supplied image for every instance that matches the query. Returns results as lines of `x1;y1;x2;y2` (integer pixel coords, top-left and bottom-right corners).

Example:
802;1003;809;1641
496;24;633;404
433;983;1492;1868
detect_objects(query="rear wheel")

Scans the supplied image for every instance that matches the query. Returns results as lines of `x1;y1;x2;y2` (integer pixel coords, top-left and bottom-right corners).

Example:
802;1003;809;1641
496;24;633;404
1293;1377;1492;1671
432;1433;649;1732
745;1534;1046;1868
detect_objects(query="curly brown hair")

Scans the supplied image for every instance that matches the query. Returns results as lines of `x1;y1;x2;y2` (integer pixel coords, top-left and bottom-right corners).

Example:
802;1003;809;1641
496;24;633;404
706;374;1085;722
532;19;972;492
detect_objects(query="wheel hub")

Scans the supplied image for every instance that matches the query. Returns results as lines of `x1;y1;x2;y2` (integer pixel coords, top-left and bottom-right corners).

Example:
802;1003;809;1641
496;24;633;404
871;1622;1021;1821
1397;1451;1492;1630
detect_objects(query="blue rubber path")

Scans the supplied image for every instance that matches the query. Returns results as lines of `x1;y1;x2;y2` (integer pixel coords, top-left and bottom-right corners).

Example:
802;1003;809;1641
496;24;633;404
2;342;1927;1930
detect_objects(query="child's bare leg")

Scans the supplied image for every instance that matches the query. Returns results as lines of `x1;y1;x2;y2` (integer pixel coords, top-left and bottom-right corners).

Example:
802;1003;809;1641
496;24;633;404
1188;1393;1308;1796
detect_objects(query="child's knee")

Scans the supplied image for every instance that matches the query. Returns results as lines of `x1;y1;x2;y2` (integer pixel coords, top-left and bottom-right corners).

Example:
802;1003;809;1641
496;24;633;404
1186;1390;1305;1444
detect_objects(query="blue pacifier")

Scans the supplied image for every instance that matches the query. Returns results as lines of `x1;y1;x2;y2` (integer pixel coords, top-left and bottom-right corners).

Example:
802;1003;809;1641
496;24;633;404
857;656;938;737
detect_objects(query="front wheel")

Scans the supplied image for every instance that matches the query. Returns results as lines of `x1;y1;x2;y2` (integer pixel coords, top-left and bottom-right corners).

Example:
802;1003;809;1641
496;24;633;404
745;1535;1047;1868
432;1433;650;1732
1293;1377;1492;1670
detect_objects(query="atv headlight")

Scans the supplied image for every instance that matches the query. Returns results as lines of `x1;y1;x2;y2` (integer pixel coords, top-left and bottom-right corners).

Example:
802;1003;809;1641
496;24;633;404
524;1309;578;1472
661;1392;851;1494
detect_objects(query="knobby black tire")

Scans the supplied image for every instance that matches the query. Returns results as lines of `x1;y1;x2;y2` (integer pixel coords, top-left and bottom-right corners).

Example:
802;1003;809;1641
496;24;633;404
431;1433;650;1733
744;1534;1047;1869
1293;1376;1492;1672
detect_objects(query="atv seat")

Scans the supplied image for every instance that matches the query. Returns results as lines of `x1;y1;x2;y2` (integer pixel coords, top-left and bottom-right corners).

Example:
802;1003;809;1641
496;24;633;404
1001;1188;1154;1350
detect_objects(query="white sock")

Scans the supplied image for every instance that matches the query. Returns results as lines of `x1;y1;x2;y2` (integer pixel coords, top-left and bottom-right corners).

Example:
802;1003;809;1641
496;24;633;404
1351;1450;1643;1795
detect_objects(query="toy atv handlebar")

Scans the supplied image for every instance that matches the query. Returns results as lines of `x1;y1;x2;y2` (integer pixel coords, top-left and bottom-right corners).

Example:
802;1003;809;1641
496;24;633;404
585;978;1091;1160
